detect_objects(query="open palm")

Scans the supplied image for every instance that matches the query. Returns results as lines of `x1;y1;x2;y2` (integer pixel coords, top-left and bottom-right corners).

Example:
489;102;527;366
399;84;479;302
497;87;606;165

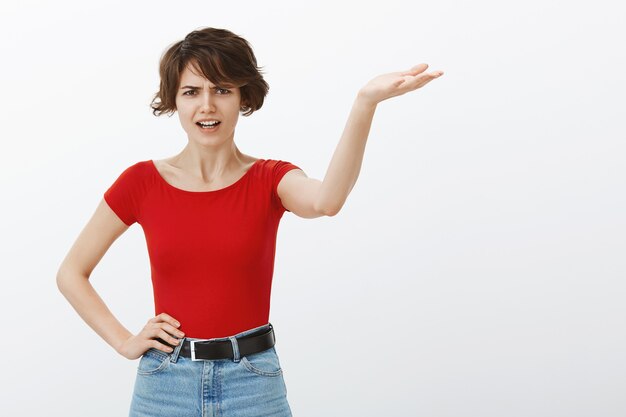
358;63;444;106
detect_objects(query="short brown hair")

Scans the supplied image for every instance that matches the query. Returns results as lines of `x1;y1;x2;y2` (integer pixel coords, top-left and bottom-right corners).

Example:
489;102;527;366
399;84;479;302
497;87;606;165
150;27;269;117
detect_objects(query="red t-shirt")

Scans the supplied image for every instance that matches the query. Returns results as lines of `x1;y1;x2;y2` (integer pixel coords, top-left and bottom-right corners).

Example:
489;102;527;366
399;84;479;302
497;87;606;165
103;158;301;338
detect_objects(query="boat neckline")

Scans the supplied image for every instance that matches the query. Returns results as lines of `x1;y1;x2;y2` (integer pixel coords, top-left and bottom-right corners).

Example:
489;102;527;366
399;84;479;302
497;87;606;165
148;159;262;194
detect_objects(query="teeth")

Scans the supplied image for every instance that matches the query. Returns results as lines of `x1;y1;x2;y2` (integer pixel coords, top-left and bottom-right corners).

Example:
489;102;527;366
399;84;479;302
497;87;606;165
199;120;219;126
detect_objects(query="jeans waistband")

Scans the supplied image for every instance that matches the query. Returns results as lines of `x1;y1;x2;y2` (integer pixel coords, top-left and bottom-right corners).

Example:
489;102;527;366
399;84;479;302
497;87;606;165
169;322;274;364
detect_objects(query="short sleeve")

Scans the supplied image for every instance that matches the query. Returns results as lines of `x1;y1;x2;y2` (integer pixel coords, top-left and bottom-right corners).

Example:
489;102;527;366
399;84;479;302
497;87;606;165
271;160;301;213
103;162;146;226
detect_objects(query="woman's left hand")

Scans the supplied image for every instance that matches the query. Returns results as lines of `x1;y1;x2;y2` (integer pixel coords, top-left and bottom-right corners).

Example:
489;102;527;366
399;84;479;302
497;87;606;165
358;63;444;106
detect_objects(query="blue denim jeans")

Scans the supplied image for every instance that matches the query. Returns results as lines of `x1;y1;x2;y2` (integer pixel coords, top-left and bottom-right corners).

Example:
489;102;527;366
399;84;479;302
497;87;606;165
129;322;292;417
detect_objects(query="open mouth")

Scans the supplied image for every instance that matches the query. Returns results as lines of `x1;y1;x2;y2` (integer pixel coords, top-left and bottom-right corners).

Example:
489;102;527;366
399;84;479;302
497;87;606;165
196;121;221;129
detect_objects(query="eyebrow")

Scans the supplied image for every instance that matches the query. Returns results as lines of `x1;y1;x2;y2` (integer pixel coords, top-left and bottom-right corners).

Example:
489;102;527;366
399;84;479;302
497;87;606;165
180;85;231;90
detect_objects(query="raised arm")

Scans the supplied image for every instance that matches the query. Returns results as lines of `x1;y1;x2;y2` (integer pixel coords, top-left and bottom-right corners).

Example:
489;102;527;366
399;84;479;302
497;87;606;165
277;63;444;217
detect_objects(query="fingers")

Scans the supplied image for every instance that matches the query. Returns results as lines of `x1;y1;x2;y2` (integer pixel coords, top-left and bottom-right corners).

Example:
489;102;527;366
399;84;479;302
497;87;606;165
156;313;184;339
148;313;185;353
152;338;175;353
407;71;444;91
418;70;443;80
398;65;444;91
151;312;180;328
157;328;182;347
163;322;185;339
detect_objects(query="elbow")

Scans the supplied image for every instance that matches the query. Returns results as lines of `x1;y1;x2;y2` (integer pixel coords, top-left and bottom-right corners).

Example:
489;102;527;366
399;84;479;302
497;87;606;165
319;205;341;217
314;196;342;217
56;267;88;293
56;271;71;294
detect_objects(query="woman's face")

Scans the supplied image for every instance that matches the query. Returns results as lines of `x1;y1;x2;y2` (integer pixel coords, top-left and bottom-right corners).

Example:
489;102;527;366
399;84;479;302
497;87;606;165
175;64;243;146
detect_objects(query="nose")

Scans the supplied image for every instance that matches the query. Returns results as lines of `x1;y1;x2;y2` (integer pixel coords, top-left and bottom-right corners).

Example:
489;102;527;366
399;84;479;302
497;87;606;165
200;91;215;112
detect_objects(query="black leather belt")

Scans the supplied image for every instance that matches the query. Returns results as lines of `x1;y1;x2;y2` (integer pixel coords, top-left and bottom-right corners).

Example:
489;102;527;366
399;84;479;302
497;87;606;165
159;324;276;361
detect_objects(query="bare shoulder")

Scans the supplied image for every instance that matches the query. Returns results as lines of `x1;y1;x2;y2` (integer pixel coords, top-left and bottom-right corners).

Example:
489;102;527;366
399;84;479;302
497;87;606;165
152;158;175;176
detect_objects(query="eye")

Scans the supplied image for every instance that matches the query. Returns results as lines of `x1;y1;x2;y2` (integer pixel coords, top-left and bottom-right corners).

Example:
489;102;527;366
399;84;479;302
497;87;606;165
182;88;230;96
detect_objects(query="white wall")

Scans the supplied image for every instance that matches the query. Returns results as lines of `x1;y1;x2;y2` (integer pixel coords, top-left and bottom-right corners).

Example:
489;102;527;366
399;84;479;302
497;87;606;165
1;0;624;416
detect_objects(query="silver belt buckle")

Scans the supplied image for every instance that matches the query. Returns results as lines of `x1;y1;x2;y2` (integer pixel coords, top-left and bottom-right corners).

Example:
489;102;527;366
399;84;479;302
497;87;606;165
189;339;212;361
190;340;201;361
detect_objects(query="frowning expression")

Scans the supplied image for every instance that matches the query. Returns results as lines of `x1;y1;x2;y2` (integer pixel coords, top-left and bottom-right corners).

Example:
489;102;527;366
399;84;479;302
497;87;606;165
175;63;243;144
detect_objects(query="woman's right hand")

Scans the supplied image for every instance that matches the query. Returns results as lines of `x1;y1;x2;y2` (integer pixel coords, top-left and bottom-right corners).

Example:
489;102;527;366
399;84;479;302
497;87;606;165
118;313;185;360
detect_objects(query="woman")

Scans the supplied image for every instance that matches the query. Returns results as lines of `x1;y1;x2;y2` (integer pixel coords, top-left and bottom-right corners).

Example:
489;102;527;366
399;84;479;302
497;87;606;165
56;27;443;416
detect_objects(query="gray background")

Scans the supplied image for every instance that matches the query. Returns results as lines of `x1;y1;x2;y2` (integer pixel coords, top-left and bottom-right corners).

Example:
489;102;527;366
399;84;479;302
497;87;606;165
1;0;624;416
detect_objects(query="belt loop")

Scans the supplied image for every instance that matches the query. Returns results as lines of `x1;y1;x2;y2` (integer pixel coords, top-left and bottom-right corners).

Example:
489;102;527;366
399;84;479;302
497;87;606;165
228;336;240;363
170;337;184;363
